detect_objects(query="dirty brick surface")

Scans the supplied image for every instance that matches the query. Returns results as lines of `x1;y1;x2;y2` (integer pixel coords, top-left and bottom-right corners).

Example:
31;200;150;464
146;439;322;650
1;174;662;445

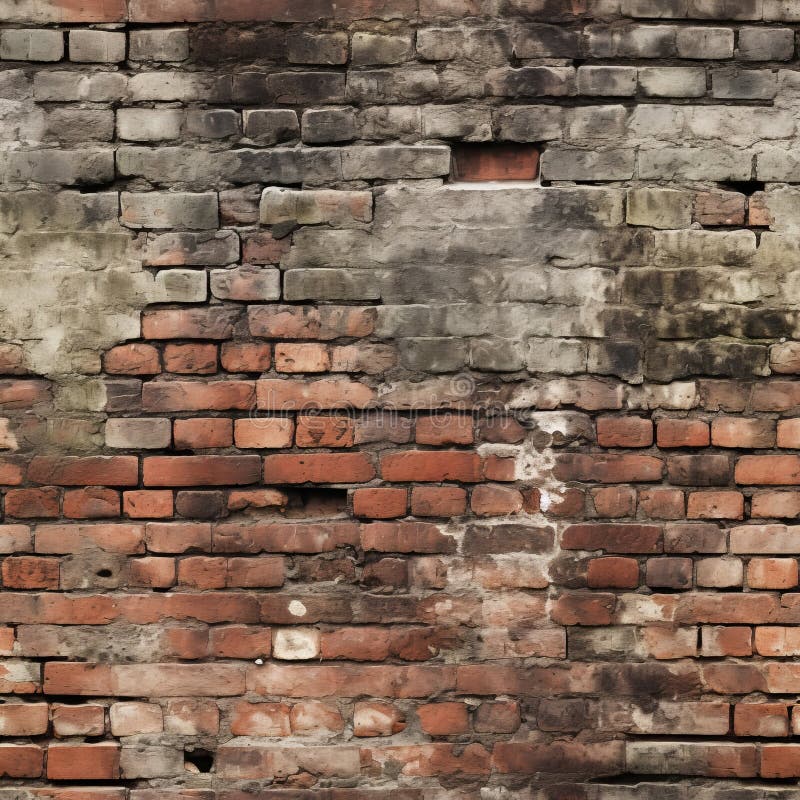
4;0;800;797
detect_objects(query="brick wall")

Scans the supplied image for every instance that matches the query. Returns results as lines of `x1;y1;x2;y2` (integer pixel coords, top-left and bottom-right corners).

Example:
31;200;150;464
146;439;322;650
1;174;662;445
2;0;800;797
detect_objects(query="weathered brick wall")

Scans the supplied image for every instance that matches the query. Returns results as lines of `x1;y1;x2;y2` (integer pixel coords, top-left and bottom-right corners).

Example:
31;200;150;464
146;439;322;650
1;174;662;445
4;0;800;797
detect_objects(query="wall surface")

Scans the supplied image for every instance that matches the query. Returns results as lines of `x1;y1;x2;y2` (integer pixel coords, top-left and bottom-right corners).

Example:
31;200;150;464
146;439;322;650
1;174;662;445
4;0;800;797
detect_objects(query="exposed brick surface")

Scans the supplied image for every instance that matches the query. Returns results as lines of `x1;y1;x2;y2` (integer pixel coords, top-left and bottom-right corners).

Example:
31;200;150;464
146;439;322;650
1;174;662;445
1;2;800;796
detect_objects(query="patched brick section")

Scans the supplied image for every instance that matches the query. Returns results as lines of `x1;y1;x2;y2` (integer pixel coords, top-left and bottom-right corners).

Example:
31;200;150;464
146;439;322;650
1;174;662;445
3;0;800;796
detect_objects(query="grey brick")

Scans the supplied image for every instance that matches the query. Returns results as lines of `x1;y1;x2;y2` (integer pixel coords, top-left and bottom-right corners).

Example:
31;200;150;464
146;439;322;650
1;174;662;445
267;72;346;104
352;32;414;65
540;148;635;181
68;29;126;63
340;145;451;180
185;109;241;139
527;338;587;374
513;23;582;58
3;149;114;185
120;192;219;230
106;418;171;449
117;109;183;142
638;67;707;97
243;109;300;144
577;66;637;96
143;231;240;267
712;68;777;99
585;24;676;58
737;26;794;60
34;70;128;102
129;28;189;62
470;339;525;372
422;105;491;140
283;269;381;301
301;107;355;144
675;26;734;58
286;31;348;65
398;338;468;372
495;106;564;142
0;29;63;61
44;109;115;144
261;188;372;226
627;188;692;230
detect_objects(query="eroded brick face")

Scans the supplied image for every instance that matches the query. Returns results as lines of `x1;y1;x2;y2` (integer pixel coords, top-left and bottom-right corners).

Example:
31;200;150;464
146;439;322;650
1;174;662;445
1;1;800;797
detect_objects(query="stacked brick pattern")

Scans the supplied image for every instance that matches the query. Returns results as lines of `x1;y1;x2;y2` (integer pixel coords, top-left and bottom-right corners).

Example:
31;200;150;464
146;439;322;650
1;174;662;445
6;0;800;797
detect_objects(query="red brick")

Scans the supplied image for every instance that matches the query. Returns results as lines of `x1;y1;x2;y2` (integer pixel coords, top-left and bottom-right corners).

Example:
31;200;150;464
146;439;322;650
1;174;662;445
2;556;59;589
551;593;615;626
163;343;218;374
562;523;662;553
128;557;175;588
104;343;160;375
777;418;800;448
123;490;174;519
165;699;219;735
591;486;636;518
0;459;25;486
381;451;482;482
264;453;375;484
701;626;752;657
752;490;800;518
761;745;800;777
711;418;776;448
256;378;374;410
452;144;538;181
248;305;375;340
227;488;288;511
638;487;684;519
290;700;344;735
145;522;211;553
554;454;663;483
353;701;406;736
4;487;60;518
353;488;407;519
221;342;271;373
596;416;653;447
656;418;710;448
0;380;50;409
770;344;800;375
470;484;523;516
144;456;261;486
230;701;290;736
474;701;520;733
0;744;43;777
27;456;138;487
35;523;144;555
361;521;456;554
242;231;292;264
410;486;467;517
144;381;255;412
748;192;772;227
0;703;48;735
234;418;294;449
416;414;474;445
736;455;800;485
173;418;233;449
142;307;239;340
694;190;746;226
295;415;354;448
543;487;584;517
63;487;120;519
748;558;798;589
212;626;272;659
586;557;639;588
51;704;105;737
418;702;469;735
47;743;120;780
735;704;789;738
274;343;330;373
687;491;744;520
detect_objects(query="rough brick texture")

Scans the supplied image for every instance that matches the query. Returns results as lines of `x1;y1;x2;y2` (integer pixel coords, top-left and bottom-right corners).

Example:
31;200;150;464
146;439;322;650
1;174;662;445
2;1;800;798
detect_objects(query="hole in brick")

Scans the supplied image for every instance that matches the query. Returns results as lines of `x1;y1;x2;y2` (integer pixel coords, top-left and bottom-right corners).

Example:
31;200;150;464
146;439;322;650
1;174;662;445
282;488;348;518
96;569;113;578
184;748;214;774
451;143;540;182
720;180;765;196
